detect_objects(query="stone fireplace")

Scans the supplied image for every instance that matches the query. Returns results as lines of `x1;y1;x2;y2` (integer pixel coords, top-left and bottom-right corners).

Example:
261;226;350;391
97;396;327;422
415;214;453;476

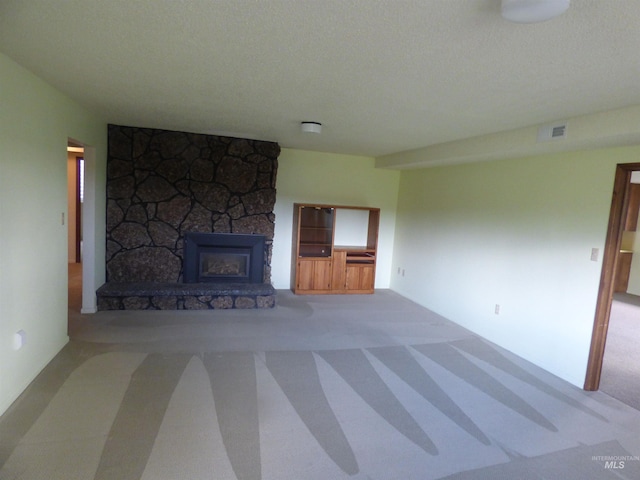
96;125;279;310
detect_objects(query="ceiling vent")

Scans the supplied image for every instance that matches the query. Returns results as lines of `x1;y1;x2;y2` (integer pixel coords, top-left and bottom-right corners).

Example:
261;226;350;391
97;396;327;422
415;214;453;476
537;122;567;142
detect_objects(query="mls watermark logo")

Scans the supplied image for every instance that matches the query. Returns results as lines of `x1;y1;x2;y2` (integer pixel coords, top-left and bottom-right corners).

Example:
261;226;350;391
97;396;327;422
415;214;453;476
592;455;640;470
605;460;625;469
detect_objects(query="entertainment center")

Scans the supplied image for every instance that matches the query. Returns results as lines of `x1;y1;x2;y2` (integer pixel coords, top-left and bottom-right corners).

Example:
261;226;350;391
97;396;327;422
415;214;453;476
291;203;380;294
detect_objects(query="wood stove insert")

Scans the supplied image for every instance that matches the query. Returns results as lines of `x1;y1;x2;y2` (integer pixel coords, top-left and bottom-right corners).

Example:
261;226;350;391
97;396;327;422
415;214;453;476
184;232;265;284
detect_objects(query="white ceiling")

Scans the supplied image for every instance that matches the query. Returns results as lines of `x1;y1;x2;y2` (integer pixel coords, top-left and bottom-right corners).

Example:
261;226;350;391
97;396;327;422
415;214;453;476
1;0;640;159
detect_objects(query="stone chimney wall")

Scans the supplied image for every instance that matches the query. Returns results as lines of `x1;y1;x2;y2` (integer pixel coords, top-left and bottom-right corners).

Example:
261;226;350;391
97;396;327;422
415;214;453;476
105;125;279;284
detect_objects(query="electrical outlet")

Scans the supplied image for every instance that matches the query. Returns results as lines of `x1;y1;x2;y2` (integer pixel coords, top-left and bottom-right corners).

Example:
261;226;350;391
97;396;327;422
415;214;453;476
494;304;500;315
402;269;405;277
590;248;599;262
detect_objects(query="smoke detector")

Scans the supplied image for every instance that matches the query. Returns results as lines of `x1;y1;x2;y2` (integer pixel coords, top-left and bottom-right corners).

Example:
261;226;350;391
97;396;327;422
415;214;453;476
301;122;322;134
502;0;570;24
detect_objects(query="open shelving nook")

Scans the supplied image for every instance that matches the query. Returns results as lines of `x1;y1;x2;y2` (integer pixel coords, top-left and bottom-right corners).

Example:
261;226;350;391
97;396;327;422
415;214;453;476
291;203;380;294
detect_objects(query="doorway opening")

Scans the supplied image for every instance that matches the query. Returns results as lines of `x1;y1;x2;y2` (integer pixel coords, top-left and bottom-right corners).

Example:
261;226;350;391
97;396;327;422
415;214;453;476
67;138;98;314
67;142;84;315
585;163;640;406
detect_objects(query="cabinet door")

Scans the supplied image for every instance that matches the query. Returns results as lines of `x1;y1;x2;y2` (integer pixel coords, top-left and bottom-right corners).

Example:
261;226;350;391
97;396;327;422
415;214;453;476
331;251;347;292
297;259;332;292
313;260;333;290
298;206;334;257
345;264;375;293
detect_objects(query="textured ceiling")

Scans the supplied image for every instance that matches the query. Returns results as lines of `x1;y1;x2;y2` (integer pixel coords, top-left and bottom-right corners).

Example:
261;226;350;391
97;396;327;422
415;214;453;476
1;0;639;158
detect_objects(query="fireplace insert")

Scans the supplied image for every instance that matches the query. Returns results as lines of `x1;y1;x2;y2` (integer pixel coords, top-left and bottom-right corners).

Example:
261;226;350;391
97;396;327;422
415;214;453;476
183;232;265;283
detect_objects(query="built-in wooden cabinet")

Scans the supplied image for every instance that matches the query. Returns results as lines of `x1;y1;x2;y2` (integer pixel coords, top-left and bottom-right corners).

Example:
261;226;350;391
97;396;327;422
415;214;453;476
291;203;379;294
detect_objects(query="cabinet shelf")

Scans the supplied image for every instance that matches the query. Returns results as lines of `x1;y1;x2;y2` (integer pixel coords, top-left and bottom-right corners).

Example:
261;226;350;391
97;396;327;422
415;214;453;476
346;258;375;265
335;245;375;251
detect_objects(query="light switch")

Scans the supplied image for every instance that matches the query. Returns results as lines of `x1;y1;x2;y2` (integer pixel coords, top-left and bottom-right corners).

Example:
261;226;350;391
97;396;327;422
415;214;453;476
12;330;26;350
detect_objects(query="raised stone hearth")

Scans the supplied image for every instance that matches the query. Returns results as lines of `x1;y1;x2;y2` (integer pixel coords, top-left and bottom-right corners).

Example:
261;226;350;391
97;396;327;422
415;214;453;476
98;125;279;310
96;282;275;310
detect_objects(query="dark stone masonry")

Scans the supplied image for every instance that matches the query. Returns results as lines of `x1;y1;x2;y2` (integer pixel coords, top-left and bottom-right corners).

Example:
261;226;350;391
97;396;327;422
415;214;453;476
97;125;280;310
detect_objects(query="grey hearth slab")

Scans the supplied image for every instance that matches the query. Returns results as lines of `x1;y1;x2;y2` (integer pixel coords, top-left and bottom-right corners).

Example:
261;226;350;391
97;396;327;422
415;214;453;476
96;282;276;310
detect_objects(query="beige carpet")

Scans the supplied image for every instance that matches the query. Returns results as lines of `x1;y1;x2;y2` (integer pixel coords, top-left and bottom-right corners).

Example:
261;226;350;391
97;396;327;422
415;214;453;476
600;293;640;411
1;276;639;479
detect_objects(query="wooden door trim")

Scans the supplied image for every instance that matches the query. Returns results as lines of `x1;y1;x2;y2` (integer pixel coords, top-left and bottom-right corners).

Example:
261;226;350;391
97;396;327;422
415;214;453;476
584;163;640;390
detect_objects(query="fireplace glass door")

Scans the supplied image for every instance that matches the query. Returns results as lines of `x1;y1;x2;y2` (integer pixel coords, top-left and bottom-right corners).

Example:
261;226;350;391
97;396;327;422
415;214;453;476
200;250;250;280
183;232;265;284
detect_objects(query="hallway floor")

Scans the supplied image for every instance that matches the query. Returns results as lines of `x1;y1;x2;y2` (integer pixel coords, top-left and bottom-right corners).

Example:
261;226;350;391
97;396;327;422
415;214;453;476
600;293;640;411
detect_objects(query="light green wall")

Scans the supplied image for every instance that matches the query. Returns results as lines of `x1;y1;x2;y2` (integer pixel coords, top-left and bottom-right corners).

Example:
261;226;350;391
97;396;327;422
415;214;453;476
389;147;640;387
0;53;107;415
272;149;401;289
